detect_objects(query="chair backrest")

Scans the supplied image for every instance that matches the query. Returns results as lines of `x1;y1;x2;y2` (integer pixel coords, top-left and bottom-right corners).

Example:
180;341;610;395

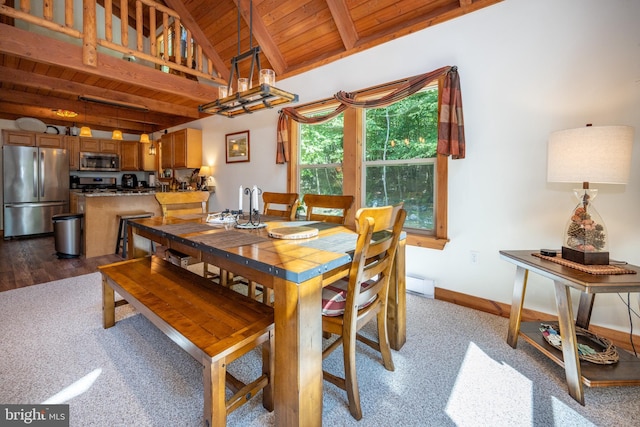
347;204;406;318
303;194;355;224
155;191;209;217
262;192;299;220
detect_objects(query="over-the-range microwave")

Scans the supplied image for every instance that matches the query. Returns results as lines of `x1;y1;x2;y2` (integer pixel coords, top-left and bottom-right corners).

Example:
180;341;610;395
79;152;120;171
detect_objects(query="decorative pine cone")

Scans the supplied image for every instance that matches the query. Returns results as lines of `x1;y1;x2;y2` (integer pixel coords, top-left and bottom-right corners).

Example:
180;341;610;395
567;222;583;238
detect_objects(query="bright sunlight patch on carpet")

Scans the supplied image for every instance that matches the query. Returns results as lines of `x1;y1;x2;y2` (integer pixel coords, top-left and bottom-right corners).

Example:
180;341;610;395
446;342;533;425
446;342;596;426
42;369;102;404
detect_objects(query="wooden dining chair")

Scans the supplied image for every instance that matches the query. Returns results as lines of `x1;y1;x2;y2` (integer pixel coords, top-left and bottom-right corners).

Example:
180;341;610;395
155;191;209;217
230;191;300;305
154;191;215;277
262;192;299;220
320;204;406;420
303;194;354;224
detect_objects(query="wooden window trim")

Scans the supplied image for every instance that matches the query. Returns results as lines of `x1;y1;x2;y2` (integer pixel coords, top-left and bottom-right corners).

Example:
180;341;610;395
286;78;449;250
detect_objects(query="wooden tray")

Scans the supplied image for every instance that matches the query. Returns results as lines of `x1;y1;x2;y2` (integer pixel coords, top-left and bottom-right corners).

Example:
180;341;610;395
268;226;318;239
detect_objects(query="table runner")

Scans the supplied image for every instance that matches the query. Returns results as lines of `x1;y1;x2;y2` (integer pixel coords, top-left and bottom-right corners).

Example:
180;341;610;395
153;222;217;234
191;230;270;248
532;253;637;275
298;232;357;254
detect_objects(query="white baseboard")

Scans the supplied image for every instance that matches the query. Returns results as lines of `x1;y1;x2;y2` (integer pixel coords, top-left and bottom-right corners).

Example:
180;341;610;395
406;274;434;298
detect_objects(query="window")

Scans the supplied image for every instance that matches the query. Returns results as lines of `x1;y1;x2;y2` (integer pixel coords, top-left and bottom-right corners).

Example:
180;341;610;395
364;89;438;232
291;82;448;250
299;113;344;196
156;20;193;73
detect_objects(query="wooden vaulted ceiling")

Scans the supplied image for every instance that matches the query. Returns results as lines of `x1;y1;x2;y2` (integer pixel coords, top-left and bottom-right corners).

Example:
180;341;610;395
0;0;502;135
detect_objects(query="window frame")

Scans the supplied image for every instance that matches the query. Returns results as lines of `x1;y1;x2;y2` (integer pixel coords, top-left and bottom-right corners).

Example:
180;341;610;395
286;78;449;250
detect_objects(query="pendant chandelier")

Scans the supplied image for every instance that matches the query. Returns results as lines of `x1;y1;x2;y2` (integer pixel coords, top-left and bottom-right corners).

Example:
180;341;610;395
199;0;297;117
79;101;92;137
140;112;150;143
112;108;123;140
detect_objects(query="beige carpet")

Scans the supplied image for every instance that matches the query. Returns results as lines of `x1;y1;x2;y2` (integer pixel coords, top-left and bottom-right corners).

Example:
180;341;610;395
1;273;640;426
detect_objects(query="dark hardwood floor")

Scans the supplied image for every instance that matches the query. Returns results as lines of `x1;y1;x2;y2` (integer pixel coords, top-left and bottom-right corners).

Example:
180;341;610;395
0;234;122;292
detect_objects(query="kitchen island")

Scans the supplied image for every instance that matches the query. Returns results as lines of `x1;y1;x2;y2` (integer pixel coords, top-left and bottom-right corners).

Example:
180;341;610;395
73;191;163;258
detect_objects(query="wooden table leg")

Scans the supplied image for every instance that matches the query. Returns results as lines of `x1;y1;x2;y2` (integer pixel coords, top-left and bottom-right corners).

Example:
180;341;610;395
506;266;528;348
102;276;115;329
387;239;406;350
554;280;585;405
273;276;323;427
576;292;596;329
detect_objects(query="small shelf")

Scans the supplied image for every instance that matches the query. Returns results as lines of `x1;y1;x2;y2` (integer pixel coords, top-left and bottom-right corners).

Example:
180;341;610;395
519;321;640;388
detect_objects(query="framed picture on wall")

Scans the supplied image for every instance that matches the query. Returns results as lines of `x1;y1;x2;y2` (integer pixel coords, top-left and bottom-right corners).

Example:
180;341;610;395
225;130;250;163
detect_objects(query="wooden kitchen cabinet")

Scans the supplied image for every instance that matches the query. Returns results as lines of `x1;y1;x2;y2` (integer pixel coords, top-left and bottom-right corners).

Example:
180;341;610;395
120;141;139;170
65;136;80;170
160;128;202;170
2;130;63;148
79;138;120;154
2;130;35;146
36;134;64;148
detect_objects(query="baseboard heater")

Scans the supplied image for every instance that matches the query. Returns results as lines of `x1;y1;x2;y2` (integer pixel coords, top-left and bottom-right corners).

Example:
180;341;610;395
406;274;435;298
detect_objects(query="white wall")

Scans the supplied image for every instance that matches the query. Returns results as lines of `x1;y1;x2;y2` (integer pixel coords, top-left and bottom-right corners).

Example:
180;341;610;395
5;0;637;333
186;0;640;334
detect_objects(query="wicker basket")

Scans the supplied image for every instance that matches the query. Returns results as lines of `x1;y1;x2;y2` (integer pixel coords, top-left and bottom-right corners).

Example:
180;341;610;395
539;323;619;365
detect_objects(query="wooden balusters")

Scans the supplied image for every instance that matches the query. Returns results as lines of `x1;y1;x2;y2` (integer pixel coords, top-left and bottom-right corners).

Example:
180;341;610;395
64;0;73;27
120;0;128;48
43;0;52;21
104;0;112;42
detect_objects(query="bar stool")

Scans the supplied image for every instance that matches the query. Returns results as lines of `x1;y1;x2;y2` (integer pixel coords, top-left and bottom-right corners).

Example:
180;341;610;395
115;212;154;258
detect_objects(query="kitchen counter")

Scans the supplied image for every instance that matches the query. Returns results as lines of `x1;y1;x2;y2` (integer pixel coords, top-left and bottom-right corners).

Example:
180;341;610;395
77;192;163;258
72;189;156;197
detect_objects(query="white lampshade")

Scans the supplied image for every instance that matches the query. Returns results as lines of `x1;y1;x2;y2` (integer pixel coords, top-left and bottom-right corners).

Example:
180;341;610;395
198;166;211;176
547;125;634;184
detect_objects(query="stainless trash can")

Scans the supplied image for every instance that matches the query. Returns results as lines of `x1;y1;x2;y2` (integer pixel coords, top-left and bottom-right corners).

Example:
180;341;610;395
52;213;83;258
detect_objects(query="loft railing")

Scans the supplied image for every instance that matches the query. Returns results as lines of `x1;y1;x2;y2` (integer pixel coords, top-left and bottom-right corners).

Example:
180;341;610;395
0;0;222;85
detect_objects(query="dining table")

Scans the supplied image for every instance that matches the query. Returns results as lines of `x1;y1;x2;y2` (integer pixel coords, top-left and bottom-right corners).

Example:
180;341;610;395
125;213;406;426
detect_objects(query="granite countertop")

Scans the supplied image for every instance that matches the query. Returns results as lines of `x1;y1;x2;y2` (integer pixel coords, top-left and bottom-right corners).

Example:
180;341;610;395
73;190;157;197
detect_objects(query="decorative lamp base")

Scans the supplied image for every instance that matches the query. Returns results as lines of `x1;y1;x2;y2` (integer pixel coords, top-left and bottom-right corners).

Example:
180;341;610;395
561;246;609;265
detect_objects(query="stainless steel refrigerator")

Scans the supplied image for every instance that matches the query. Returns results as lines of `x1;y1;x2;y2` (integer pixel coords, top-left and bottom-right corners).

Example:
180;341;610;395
3;145;69;238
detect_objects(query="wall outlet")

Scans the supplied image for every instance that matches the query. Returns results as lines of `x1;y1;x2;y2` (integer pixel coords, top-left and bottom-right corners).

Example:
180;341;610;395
470;251;479;264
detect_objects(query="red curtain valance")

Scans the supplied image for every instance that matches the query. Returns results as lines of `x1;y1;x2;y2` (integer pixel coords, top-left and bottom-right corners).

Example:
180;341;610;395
276;65;465;163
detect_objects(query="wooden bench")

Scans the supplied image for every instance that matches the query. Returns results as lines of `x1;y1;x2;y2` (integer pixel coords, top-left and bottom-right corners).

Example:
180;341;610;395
99;256;274;427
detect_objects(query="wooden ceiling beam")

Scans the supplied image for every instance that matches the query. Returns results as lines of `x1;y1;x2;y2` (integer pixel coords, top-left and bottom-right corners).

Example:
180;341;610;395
277;0;502;80
0;23;219;103
236;0;287;74
325;0;359;50
0;87;183;128
0;65;200;119
0;98;190;134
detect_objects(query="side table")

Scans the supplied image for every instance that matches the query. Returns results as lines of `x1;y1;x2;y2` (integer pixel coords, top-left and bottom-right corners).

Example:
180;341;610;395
500;250;640;405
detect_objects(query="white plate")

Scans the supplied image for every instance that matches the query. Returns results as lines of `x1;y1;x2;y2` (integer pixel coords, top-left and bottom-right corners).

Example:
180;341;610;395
16;117;47;133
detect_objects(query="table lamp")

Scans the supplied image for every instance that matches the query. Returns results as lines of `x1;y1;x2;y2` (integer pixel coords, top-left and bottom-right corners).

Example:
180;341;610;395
547;125;634;265
198;166;212;190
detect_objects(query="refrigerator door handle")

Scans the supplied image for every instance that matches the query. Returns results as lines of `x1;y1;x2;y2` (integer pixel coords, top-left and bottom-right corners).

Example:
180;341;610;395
40;151;45;198
5;202;66;208
33;151;38;198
